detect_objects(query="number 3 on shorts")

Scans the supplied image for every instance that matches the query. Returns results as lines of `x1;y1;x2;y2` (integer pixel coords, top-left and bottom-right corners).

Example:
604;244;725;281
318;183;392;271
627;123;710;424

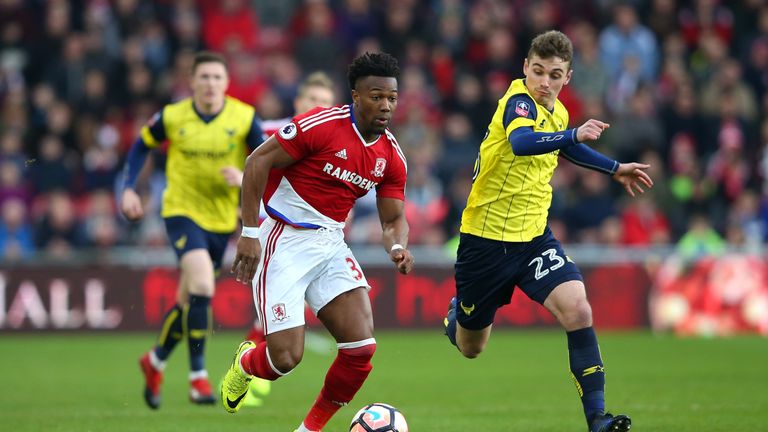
528;248;565;280
346;257;363;281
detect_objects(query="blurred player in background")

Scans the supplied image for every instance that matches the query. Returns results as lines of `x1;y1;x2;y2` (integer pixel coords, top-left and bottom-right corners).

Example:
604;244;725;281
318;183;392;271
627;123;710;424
259;71;336;137
221;52;413;432
120;51;264;409
240;71;336;408
443;31;652;432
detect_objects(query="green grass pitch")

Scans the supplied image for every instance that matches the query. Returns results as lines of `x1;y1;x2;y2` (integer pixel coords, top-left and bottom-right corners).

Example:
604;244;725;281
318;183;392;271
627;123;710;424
1;329;766;431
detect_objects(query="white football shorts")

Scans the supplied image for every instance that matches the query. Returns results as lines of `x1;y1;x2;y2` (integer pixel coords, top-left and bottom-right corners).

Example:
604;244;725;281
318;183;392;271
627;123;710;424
252;217;370;335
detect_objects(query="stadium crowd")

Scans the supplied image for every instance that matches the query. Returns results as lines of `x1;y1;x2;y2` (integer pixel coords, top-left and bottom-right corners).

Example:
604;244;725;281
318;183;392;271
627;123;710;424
1;0;768;261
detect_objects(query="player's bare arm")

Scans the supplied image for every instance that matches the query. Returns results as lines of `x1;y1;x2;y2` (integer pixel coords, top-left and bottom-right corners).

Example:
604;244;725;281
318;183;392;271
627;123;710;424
612;162;654;197
377;197;413;275
231;135;296;284
120;188;144;221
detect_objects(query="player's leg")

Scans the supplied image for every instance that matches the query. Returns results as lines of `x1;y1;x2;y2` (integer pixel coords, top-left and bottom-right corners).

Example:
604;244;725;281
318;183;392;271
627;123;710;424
522;228;630;431
240;313;271;407
222;219;309;413
446;233;514;358
296;242;375;432
138;217;195;409
543;280;631;431
299;287;375;432
180;248;217;404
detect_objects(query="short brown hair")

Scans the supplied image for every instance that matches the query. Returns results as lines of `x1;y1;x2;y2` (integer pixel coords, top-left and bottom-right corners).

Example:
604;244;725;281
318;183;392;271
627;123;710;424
527;30;573;68
192;51;227;73
298;71;335;96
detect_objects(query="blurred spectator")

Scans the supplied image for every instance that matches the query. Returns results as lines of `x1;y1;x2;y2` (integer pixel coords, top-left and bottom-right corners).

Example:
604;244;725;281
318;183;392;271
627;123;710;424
33;191;87;256
620;193;672;245
292;0;340;74
28;135;76;194
82;189;122;248
570;21;609;102
678;0;734;49
0;197;35;260
404;163;448;245
726;189;764;251
666;133;715;237
599;2;659;83
743;37;768;105
647;0;678;40
706;117;751;211
676;213;726;259
201;0;259;54
437;112;479;183
700;58;758;123
0;159;29;207
602;84;664;162
563;170;617;243
337;0;379;54
660;84;705;155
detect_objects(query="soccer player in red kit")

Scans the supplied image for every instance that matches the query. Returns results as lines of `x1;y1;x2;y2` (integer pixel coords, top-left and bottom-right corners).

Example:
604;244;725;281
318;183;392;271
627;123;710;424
221;52;413;432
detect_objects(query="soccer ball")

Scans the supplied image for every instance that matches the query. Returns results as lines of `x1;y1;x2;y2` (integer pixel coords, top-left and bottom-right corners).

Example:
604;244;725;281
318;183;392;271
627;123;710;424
349;403;408;432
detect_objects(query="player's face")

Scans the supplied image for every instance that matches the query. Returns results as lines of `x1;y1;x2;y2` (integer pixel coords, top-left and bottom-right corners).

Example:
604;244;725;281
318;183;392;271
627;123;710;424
523;55;572;110
294;85;335;115
351;76;398;137
190;62;229;110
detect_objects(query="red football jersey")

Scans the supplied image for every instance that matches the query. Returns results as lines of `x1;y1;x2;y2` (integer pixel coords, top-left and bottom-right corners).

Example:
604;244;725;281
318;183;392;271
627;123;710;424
267;105;407;228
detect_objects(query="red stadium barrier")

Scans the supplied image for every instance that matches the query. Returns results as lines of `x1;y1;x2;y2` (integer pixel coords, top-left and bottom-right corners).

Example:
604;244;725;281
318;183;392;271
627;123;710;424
0;263;650;331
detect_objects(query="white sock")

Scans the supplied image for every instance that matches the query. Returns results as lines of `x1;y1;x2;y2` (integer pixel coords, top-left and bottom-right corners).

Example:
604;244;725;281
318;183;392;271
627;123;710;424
148;350;166;371
296;423;316;432
189;369;208;381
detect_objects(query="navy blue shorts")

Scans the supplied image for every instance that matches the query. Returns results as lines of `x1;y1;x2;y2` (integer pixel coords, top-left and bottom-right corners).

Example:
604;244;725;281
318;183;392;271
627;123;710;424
454;227;583;330
164;216;231;270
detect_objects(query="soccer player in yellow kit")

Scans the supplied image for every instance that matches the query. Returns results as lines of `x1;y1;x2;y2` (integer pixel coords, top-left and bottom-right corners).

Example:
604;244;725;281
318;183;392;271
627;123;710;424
444;31;652;431
120;51;264;409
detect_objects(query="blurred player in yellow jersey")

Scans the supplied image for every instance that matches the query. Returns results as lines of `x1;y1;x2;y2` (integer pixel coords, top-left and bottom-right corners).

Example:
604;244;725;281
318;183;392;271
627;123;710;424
444;31;653;432
120;51;265;409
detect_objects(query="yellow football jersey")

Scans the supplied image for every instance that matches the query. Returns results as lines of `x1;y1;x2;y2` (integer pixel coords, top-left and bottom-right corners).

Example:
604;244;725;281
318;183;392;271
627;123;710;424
461;79;570;242
141;96;256;233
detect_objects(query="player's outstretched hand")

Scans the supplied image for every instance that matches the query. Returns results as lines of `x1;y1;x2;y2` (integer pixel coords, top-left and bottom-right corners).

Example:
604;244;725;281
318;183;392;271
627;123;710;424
231;236;262;284
576;119;610;142
220;166;244;187
120;188;144;221
390;246;414;275
612;162;654;197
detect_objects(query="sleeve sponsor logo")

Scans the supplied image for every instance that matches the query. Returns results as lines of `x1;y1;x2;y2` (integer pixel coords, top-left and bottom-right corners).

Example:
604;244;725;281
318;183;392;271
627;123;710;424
279;123;297;140
515;101;530;117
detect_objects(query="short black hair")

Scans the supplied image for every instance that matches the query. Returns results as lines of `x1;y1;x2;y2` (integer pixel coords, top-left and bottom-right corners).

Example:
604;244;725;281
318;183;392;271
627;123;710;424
347;52;400;90
192;51;227;73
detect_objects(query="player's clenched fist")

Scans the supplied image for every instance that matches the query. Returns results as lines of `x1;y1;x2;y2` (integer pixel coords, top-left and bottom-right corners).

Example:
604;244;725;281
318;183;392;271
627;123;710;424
389;246;414;275
231;236;262;284
120;188;144;221
576;119;610;142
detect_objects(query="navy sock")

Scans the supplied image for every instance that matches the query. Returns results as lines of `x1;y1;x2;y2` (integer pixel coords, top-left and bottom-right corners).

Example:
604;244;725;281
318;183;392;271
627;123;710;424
153;304;183;361
567;327;606;426
186;295;211;372
444;297;458;347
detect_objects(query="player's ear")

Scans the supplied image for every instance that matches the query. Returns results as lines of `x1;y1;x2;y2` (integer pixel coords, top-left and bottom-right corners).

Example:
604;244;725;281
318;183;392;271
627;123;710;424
522;58;529;76
351;89;359;105
563;68;573;86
